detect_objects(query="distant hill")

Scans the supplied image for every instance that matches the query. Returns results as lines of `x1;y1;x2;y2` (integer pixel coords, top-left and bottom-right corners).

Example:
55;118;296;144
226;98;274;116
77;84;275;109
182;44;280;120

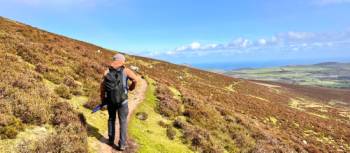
225;62;350;89
313;62;341;66
1;16;350;153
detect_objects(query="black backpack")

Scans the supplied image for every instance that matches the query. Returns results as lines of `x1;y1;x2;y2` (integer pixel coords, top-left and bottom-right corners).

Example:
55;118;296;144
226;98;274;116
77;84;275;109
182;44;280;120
103;66;128;106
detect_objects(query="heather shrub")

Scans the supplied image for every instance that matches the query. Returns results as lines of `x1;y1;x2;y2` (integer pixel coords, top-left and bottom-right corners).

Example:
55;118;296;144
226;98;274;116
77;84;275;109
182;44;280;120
16;96;88;152
18;124;88;153
166;126;176;140
0;114;24;139
182;126;224;153
43;72;63;84
155;84;181;118
227;124;256;152
15;45;43;64
0;99;12;114
63;76;78;88
158;120;167;127
82;79;100;96
74;60;103;81
173;119;185;129
70;87;83;96
51;102;78;126
13;93;51;125
63;76;84;96
54;84;71;99
35;63;49;73
83;91;100;109
12;79;33;90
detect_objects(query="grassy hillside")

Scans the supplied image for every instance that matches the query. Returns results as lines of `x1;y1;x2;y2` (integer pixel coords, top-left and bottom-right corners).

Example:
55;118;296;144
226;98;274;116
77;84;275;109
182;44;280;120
128;78;193;153
1;16;350;153
225;62;350;89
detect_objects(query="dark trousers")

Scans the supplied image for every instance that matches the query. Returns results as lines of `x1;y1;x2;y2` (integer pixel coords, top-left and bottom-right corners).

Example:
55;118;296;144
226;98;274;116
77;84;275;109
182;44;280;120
107;101;129;146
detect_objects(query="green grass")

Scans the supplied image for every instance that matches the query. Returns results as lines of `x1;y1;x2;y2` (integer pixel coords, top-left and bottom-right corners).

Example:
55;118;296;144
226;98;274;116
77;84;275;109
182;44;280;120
44;79;108;153
247;94;269;102
226;64;350;88
129;78;193;153
268;116;278;125
168;86;182;101
225;84;236;92
288;98;331;119
0;124;54;153
68;96;108;153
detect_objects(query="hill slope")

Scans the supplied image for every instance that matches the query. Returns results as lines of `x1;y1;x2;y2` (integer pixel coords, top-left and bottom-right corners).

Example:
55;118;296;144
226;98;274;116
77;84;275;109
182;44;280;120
0;17;350;153
224;62;350;89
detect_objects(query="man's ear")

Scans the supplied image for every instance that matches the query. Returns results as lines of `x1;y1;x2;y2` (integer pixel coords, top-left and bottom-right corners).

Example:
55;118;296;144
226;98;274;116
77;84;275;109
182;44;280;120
103;69;109;76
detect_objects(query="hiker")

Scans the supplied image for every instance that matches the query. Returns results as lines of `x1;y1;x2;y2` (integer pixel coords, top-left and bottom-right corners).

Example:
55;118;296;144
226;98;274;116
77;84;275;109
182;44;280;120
100;53;138;151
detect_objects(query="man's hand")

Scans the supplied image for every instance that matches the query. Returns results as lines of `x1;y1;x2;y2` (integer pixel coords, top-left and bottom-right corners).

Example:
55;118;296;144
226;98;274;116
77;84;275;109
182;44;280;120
128;80;137;91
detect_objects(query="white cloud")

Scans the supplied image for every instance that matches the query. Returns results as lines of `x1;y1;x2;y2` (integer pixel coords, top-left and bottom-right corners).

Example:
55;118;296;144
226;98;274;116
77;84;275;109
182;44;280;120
190;42;201;49
171;42;220;54
258;39;267;45
286;32;314;40
228;38;252;48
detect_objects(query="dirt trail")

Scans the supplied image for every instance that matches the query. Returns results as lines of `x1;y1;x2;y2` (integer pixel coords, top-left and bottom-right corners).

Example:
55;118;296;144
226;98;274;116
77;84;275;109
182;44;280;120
99;78;148;153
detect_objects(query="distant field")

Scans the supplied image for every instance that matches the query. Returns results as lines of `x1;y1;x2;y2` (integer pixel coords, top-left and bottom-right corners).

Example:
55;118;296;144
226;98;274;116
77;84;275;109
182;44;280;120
225;62;350;89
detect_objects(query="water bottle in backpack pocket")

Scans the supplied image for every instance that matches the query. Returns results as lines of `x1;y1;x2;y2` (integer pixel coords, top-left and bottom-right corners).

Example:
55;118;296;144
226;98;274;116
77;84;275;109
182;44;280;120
104;66;128;106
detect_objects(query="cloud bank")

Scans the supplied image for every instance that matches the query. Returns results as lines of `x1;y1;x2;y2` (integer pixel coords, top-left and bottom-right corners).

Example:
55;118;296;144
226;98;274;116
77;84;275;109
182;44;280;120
156;30;350;57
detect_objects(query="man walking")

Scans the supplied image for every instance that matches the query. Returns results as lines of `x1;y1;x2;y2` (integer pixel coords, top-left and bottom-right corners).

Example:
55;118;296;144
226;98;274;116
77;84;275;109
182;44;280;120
100;53;138;151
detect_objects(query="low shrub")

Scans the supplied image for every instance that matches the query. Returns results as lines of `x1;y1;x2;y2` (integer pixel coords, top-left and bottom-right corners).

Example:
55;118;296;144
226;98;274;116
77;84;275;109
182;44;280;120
12;79;33;90
43;72;63;84
0;99;12;114
63;76;78;88
173;119;185;129
13;93;51;125
83;91;100;109
16;45;43;65
18;124;88;153
0;114;24;139
51;102;78;126
155;84;181;118
166;126;176;140
158;120;167;128
35;63;49;73
54;84;71;99
70;88;83;96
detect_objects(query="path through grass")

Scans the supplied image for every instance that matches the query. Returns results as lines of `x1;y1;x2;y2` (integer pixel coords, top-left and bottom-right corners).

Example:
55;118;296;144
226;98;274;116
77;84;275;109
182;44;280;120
128;79;193;153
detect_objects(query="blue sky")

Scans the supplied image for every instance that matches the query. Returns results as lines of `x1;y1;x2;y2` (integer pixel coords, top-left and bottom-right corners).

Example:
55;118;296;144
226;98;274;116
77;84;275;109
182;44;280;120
1;0;350;68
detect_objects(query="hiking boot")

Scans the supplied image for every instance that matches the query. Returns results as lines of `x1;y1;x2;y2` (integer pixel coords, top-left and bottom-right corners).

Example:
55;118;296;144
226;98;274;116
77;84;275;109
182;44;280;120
107;140;114;146
118;145;126;151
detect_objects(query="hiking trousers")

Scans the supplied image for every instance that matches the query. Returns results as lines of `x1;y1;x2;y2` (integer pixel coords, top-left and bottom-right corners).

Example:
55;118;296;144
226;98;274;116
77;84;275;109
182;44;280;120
107;101;129;146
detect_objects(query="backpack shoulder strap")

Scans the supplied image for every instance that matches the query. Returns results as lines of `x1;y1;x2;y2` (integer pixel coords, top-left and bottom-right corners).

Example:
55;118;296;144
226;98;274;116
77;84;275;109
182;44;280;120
108;66;116;72
121;66;128;93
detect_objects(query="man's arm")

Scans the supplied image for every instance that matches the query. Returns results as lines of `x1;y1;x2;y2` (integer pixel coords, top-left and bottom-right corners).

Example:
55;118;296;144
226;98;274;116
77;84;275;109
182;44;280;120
100;80;105;102
100;70;109;102
125;68;138;91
